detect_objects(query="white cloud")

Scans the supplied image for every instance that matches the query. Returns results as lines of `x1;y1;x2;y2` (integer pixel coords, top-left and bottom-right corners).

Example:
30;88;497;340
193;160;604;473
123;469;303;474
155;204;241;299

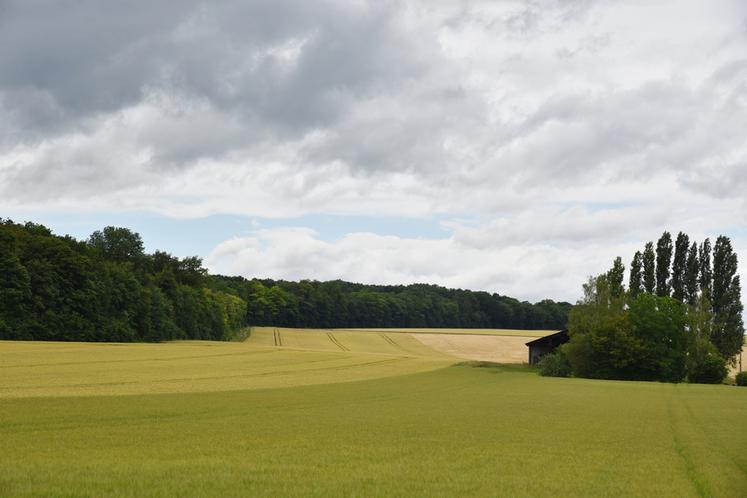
2;0;747;302
205;227;612;303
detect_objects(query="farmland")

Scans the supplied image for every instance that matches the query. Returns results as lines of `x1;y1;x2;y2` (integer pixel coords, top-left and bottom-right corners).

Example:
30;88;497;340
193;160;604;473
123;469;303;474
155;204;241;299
1;329;746;497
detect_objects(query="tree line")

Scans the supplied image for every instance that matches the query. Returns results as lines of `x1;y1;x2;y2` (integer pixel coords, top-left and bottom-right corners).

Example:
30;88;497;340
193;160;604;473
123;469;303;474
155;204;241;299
542;231;744;383
0;219;572;342
0;220;245;342
209;276;571;330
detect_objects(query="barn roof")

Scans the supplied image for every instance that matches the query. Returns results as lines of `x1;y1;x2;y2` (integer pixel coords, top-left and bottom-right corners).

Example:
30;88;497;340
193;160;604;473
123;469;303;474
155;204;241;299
525;329;569;347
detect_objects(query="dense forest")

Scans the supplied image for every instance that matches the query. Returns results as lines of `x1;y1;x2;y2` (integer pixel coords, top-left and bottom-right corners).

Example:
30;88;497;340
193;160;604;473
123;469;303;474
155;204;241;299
542;231;744;384
0;219;571;342
210;276;571;330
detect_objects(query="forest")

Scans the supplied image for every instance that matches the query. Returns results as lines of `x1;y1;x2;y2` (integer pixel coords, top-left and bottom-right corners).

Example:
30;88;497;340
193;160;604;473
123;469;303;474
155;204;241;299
0;219;571;342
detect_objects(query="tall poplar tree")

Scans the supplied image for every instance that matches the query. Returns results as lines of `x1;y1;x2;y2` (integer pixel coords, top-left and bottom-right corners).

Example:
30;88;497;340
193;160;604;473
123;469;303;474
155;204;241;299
629;251;643;298
685;242;699;306
607;256;625;299
656;231;673;297
671;232;689;302
699;239;712;302
711;236;744;359
643;242;656;294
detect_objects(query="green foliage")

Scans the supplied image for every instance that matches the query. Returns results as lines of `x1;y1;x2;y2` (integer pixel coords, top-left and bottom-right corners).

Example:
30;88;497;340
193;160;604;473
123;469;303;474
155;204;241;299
699;238;712;301
607;256;625;299
0;219;244;342
628;294;688;382
0;232;31;339
566;308;640;379
537;349;571;377
574;232;744;383
1;219;571;343
642;241;656;294
628;250;643;298
687;337;727;384
214;277;571;330
568;276;691;382
87;226;145;262
711;236;745;360
685;242;699;305
671;231;689;302
735;371;747;386
656;231;673;297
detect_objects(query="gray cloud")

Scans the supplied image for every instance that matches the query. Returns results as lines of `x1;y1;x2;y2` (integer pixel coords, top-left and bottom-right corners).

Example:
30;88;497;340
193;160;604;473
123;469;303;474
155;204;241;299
2;0;747;304
0;1;426;141
1;0;747;219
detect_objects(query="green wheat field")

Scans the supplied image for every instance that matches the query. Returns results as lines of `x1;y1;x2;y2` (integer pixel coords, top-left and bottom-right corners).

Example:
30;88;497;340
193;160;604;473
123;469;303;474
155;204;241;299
1;327;745;497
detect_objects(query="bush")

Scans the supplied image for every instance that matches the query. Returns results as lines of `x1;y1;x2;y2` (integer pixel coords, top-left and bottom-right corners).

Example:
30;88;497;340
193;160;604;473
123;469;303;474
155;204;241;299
538;349;571;377
687;338;728;384
736;372;747;387
688;353;728;384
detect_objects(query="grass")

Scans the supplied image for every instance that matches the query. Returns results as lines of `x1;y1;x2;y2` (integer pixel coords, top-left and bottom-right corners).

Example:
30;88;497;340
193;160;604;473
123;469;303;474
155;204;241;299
1;332;746;497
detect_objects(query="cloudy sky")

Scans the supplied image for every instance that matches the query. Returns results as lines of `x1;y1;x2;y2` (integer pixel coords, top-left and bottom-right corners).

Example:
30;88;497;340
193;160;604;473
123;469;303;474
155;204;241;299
2;0;746;303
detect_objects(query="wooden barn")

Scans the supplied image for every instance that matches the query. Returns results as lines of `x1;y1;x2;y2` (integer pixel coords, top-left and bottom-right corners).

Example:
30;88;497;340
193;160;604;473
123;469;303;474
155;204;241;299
526;330;569;365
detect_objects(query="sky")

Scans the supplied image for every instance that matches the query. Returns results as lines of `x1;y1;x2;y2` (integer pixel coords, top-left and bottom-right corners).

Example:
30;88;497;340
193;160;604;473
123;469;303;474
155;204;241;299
1;0;746;304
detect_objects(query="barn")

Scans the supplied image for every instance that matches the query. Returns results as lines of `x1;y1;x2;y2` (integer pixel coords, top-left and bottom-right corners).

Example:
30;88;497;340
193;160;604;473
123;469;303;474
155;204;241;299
526;330;569;365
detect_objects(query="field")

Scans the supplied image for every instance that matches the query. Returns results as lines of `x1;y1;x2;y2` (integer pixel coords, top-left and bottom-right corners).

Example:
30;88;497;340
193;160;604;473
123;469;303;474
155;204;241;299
1;328;746;497
341;328;554;337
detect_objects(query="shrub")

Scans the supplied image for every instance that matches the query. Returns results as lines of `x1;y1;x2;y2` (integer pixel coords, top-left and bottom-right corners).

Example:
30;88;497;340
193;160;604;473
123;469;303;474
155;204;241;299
736;372;747;387
688;353;728;384
687;338;728;384
538;349;571;377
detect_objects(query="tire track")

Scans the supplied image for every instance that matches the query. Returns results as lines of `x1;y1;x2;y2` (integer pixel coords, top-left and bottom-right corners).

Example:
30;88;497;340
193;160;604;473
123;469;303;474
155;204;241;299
326;332;349;351
380;333;397;346
677;394;747;477
379;333;409;354
273;329;283;347
666;394;711;497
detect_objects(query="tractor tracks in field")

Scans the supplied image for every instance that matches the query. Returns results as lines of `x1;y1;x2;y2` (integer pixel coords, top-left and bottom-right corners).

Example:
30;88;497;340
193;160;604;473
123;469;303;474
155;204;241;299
379;333;409;354
273;329;283;347
666;393;712;498
676;393;747;477
326;332;349;351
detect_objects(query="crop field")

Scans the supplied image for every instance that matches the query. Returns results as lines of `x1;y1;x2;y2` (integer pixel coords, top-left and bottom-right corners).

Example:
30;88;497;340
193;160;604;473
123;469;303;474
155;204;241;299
247;327;543;364
1;329;746;497
342;327;554;337
0;333;450;398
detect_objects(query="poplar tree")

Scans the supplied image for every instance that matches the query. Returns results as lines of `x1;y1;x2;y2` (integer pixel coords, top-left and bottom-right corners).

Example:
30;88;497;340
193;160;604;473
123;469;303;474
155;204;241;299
671;232;689;302
656;231;673;297
685;242;699;306
643;242;656;294
607;256;625;299
711;236;745;359
629;251;643;298
699;239;712;302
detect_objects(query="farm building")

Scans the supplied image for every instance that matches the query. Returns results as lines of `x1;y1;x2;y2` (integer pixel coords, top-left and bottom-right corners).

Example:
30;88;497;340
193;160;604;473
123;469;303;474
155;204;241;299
526;330;569;365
